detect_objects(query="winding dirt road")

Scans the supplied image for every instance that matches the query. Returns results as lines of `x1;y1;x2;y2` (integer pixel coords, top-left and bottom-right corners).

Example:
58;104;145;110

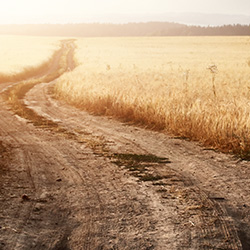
0;40;250;250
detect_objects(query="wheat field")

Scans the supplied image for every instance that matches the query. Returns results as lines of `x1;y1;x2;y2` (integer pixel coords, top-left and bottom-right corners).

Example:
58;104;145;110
49;37;250;157
0;35;61;82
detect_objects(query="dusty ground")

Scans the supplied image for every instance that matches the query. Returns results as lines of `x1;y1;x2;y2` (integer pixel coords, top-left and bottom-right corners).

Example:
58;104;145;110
0;40;249;250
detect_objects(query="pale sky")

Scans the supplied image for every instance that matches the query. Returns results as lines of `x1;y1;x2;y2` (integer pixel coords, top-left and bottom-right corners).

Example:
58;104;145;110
0;0;249;24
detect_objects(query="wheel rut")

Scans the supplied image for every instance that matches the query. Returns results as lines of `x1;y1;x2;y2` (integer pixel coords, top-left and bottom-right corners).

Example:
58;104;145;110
0;39;248;249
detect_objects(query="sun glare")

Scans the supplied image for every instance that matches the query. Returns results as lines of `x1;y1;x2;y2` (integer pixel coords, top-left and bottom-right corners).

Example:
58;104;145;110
0;0;249;24
0;1;250;247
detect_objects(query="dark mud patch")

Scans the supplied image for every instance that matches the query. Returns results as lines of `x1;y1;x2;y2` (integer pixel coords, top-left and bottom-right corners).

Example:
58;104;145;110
111;153;171;182
112;153;171;163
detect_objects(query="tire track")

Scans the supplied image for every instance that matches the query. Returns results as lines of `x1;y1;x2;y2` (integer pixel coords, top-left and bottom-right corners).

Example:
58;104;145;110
27;78;249;249
22;82;241;249
0;38;247;249
24;78;247;249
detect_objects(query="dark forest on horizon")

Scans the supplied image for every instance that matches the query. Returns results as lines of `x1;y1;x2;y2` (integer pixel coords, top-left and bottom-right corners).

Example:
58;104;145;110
0;22;249;36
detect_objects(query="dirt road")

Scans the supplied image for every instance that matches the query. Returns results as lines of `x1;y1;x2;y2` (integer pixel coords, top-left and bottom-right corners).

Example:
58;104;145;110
0;40;249;250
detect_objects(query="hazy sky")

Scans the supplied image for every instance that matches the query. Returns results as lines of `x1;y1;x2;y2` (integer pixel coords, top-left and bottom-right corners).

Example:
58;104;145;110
0;0;250;24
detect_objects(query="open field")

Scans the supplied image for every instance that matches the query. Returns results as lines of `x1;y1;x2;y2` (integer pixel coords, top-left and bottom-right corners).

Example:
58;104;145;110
0;36;250;249
0;35;61;82
55;37;250;157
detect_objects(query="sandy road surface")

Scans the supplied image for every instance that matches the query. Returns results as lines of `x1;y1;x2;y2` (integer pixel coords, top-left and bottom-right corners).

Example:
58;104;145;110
0;40;249;250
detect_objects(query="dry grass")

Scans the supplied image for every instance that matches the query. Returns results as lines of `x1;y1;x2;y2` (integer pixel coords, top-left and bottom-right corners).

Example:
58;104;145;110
54;36;250;158
5;39;73;119
0;35;61;83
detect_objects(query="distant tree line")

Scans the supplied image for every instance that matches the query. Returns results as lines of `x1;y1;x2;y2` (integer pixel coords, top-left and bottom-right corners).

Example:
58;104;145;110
0;22;249;36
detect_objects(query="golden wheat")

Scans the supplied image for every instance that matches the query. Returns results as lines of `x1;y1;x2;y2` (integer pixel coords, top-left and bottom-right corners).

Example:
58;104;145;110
55;37;250;157
0;35;61;82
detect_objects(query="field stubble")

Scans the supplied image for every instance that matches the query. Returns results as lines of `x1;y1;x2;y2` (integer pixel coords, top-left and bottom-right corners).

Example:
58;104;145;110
55;37;250;158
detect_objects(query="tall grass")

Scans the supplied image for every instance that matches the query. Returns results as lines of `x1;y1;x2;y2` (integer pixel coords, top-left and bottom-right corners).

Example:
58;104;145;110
55;37;250;158
5;39;74;119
